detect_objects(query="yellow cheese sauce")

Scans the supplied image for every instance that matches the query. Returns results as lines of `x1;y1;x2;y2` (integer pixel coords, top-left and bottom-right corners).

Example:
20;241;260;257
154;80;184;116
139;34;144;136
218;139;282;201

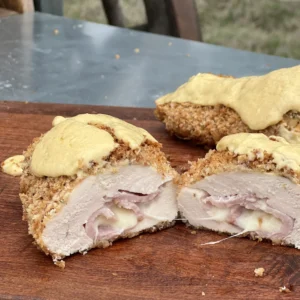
1;155;25;176
279;125;300;144
156;66;300;130
31;114;157;177
217;133;300;171
52;114;157;149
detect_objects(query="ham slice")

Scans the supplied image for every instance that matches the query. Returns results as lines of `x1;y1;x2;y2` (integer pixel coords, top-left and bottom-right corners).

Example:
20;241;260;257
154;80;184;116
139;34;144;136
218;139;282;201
85;188;163;240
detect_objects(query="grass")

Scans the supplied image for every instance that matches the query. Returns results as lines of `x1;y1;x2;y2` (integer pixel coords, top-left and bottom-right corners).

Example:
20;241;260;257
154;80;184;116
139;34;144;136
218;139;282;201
64;0;300;59
64;0;108;24
195;0;300;59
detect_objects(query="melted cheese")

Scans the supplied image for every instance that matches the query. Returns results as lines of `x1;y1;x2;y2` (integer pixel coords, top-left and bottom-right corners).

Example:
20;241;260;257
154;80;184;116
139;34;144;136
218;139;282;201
207;206;231;222
1;155;25;176
217;133;300;171
52;113;157;148
156;66;300;130
95;206;138;231
206;205;282;233
235;210;282;233
31;114;157;177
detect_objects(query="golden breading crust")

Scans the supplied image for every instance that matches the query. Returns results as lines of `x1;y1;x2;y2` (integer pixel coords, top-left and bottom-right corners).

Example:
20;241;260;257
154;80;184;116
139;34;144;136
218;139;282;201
176;149;300;189
155;102;300;146
19;127;176;262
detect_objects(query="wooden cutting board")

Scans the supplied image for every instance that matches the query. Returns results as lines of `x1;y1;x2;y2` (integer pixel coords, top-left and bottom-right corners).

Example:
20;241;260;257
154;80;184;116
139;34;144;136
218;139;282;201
0;101;299;300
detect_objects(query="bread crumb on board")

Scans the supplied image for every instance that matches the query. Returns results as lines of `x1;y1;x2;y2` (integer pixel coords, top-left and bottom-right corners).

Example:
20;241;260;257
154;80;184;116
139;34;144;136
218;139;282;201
115;54;120;60
112;273;118;276
54;260;65;269
134;48;140;53
254;267;265;277
201;291;205;296
191;230;197;235
279;286;291;293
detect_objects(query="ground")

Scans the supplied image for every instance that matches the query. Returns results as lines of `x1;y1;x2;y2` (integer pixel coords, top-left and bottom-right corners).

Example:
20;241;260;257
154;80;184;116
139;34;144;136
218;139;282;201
64;0;300;59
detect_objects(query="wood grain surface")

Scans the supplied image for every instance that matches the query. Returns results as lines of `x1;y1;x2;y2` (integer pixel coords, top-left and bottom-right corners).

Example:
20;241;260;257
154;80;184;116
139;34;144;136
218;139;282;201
0;101;299;300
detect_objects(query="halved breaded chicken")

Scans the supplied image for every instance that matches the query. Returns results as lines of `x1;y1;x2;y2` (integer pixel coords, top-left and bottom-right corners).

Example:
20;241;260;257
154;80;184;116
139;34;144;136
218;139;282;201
177;133;300;248
19;114;178;266
155;66;300;146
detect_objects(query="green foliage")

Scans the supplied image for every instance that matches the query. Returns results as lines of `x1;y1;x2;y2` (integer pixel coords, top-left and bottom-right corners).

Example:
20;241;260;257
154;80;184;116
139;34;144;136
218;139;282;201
195;0;300;59
64;0;107;23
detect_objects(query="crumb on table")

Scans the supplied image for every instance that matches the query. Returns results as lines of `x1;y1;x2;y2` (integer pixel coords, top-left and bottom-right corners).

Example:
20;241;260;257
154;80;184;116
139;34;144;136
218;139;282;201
279;286;291;293
202;291;205;296
191;230;197;235
254;267;265;277
115;54;120;60
54;260;65;269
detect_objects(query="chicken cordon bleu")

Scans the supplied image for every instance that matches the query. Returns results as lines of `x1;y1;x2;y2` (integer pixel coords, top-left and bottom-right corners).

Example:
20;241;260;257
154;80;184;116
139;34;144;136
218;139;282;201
155;66;300;146
177;133;300;248
18;114;178;266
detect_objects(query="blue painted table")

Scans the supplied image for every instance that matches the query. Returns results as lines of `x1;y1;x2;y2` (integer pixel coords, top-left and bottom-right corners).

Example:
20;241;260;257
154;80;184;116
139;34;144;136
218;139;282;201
0;12;299;107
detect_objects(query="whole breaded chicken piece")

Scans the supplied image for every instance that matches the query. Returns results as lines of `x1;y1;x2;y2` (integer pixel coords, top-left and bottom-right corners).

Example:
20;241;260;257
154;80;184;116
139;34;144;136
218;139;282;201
155;66;300;146
17;114;178;266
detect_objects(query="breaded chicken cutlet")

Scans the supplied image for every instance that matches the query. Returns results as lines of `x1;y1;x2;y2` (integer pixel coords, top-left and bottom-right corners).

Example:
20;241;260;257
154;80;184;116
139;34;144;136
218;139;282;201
177;133;300;248
155;66;300;146
17;114;178;266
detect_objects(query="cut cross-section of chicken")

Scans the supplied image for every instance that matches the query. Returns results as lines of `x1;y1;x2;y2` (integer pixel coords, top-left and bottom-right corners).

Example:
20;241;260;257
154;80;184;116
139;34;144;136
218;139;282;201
41;165;176;258
19;114;178;266
155;66;300;146
177;133;300;248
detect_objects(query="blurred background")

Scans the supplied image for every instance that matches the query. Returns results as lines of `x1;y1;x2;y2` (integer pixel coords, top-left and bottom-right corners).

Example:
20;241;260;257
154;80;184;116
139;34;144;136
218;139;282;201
63;0;300;59
1;0;299;59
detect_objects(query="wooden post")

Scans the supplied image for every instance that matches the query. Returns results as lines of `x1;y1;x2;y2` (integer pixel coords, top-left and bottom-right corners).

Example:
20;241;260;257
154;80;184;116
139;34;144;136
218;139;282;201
34;0;63;16
143;0;171;35
144;0;202;41
166;0;202;41
102;0;126;27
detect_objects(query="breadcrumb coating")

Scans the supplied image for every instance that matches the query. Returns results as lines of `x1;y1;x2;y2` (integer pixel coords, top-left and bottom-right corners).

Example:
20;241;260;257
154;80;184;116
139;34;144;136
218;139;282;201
155;102;300;146
177;149;300;189
19;124;176;260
